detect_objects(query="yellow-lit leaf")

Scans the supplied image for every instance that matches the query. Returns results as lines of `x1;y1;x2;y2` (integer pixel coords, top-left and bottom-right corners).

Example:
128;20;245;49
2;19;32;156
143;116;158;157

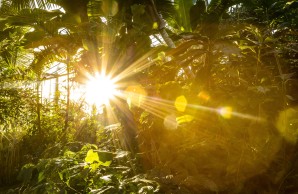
85;150;112;171
85;149;99;163
158;52;166;61
90;163;100;172
152;22;158;29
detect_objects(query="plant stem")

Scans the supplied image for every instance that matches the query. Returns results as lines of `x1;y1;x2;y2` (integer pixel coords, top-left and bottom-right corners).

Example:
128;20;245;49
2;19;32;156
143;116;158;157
64;58;70;132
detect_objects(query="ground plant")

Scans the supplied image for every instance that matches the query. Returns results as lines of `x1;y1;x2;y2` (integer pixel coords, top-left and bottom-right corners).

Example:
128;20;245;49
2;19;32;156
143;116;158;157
0;0;298;193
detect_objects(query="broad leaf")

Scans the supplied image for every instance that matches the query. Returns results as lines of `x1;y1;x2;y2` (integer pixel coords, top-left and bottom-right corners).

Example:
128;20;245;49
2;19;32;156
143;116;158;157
85;149;99;163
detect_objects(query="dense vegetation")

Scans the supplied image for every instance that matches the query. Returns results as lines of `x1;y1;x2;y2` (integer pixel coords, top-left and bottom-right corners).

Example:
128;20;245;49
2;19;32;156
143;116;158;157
0;0;298;193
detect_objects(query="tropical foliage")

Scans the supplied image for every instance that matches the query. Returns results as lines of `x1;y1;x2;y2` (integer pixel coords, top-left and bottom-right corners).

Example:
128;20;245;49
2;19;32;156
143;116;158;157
0;0;298;193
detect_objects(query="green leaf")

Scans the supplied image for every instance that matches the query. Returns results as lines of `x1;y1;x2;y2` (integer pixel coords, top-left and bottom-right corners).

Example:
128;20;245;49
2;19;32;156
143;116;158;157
17;163;36;183
64;150;76;157
152;22;159;29
81;144;98;151
238;45;256;53
90;163;100;172
85;150;112;169
85;149;100;163
101;160;112;167
38;171;45;182
97;151;114;163
101;0;119;16
58;171;63;181
82;39;94;51
158;52;166;61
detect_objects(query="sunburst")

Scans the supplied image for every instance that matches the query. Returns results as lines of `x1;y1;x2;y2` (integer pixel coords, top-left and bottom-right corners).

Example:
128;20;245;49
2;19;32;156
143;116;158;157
84;73;118;107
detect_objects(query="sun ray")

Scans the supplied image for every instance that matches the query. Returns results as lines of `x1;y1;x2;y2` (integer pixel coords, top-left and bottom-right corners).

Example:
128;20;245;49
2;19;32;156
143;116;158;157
116;86;265;124
140;98;176;117
112;49;158;82
104;101;119;125
75;40;265;128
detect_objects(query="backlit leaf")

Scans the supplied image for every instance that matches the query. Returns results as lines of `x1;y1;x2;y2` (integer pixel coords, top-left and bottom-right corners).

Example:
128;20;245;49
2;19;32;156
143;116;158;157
153;22;159;29
38;171;44;182
85;149;99;163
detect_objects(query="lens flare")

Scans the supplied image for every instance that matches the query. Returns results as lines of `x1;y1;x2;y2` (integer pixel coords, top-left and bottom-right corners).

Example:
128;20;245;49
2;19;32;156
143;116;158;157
218;107;233;119
198;91;210;102
276;107;298;144
164;114;178;130
175;95;188;112
125;85;147;108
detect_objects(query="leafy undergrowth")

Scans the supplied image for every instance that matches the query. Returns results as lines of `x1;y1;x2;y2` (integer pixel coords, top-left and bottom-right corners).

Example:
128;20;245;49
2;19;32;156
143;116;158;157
9;143;160;194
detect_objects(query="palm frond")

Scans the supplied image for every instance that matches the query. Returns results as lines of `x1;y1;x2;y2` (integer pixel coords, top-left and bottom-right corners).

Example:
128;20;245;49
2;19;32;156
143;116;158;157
30;47;57;75
5;8;62;26
155;0;177;20
87;0;103;20
10;0;52;10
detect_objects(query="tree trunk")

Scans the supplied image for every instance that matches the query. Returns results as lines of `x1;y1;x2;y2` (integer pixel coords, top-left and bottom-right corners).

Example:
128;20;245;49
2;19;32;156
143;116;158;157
147;0;176;48
36;77;41;134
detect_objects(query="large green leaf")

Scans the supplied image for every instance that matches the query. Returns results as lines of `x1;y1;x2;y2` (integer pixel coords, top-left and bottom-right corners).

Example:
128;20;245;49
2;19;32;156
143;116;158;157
85;149;112;170
85;149;99;163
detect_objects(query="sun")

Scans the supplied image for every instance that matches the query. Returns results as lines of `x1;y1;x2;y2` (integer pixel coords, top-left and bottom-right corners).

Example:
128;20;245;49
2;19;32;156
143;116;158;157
85;73;118;106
